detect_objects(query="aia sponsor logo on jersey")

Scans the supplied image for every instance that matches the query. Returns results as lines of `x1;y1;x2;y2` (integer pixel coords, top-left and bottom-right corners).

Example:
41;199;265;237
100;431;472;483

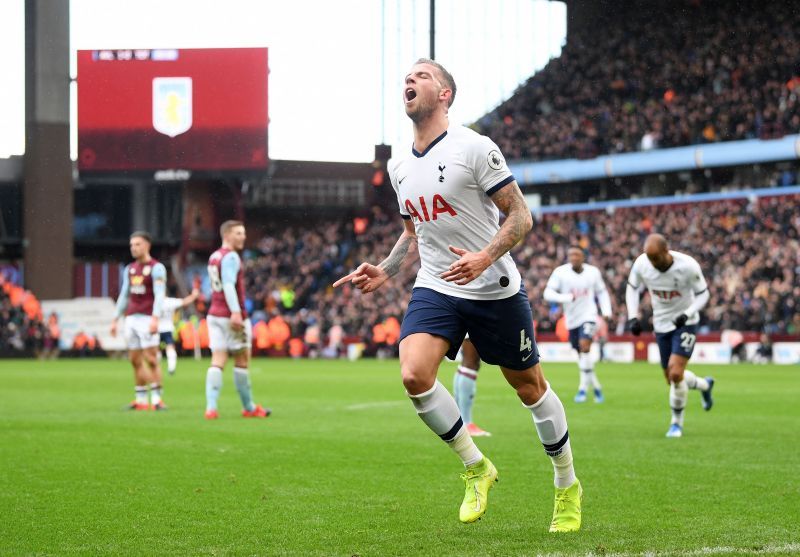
404;195;457;223
652;289;682;300
571;287;590;299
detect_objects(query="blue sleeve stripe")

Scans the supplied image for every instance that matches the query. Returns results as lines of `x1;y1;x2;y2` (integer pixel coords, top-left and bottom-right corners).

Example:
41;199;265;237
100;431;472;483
486;175;515;196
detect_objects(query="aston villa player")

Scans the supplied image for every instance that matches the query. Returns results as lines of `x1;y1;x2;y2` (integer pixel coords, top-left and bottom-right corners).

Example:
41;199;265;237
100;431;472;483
111;231;168;410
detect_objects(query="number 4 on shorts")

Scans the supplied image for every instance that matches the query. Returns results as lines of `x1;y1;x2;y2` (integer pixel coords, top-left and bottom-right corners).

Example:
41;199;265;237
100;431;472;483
520;329;532;353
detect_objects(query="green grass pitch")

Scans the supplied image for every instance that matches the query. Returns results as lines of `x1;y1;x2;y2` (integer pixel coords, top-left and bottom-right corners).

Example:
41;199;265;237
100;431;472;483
1;358;798;556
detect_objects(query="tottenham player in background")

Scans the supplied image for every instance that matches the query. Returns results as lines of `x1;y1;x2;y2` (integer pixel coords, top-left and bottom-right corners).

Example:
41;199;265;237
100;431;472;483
334;59;581;532
626;234;715;438
158;287;199;375
205;220;270;420
110;231;168;410
544;246;612;403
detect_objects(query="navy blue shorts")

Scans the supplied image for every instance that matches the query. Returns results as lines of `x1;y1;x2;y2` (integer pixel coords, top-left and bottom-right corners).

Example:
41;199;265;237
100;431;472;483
159;331;175;346
655;325;697;369
568;321;597;351
400;286;539;370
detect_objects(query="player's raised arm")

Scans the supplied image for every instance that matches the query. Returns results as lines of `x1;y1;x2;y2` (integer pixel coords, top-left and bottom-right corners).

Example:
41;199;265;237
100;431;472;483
180;288;200;307
111;265;131;336
333;219;417;293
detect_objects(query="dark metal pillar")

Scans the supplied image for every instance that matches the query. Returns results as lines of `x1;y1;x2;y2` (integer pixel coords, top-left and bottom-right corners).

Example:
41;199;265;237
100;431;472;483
23;0;73;298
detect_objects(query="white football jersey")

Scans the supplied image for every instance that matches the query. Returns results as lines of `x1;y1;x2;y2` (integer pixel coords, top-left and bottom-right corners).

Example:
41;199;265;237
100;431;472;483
628;251;708;333
545;263;610;329
158;297;185;333
388;125;521;300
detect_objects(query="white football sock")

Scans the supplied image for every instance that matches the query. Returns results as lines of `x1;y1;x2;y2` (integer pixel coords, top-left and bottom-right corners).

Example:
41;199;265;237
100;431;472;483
683;370;709;391
149;383;162;405
206;366;223;411
578;368;590;392
233;367;256;412
166;346;178;372
453;365;478;423
670;380;688;426
525;384;576;488
135;386;148;405
408;380;483;467
578;352;597;391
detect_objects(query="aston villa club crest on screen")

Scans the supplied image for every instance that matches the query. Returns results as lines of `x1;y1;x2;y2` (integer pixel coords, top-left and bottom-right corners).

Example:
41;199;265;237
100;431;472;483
152;77;193;138
77;47;268;173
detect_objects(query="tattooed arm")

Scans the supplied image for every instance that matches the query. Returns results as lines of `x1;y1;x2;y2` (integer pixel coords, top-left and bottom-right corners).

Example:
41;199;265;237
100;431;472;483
379;219;418;277
333;219;417;293
483;182;533;261
441;181;532;285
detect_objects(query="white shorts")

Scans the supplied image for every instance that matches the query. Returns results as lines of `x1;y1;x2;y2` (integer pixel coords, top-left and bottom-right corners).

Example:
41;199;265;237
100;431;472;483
208;315;252;353
124;315;160;350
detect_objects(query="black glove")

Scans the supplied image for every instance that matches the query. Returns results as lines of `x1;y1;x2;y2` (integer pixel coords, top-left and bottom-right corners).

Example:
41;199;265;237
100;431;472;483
629;317;642;336
673;313;688;328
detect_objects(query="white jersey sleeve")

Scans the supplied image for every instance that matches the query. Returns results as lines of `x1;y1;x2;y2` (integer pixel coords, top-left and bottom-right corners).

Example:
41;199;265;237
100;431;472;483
388;159;410;220
467;135;515;195
688;257;708;295
545;269;562;293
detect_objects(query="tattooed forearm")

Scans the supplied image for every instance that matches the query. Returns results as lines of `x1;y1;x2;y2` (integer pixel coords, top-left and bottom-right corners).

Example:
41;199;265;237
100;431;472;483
484;183;533;262
379;233;417;277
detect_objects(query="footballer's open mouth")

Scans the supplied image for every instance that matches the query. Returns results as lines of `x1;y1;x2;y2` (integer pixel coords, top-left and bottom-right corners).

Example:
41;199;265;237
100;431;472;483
405;88;417;102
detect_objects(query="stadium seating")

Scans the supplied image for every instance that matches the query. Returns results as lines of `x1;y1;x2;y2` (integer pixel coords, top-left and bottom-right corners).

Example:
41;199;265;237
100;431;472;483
476;1;800;161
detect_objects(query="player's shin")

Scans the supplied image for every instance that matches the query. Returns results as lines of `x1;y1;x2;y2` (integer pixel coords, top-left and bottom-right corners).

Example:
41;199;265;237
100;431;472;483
233;367;256;412
206;366;223;411
149;382;162;405
135;385;148;406
408;380;483;467
166;346;178;372
453;366;478;424
525;385;576;488
669;380;688;426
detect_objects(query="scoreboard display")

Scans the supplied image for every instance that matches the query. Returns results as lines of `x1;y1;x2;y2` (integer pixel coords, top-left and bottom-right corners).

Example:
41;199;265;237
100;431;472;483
77;47;268;174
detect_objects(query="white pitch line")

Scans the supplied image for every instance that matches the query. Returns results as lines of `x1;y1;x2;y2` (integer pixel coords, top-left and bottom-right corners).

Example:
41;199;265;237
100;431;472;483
535;542;800;557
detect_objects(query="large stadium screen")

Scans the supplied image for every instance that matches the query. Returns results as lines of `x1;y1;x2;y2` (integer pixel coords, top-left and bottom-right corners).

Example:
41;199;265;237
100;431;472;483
77;47;268;174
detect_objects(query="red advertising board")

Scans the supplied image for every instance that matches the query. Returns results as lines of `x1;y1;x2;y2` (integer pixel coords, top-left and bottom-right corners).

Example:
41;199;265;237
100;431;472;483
77;48;268;173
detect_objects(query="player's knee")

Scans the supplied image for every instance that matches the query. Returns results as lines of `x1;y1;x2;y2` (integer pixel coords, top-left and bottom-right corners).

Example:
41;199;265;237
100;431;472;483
401;365;435;395
667;365;684;384
463;356;480;370
514;381;546;405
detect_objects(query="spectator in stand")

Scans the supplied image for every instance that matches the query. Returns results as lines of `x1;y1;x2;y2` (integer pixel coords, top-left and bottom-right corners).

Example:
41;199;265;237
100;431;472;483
0;278;48;356
476;1;800;161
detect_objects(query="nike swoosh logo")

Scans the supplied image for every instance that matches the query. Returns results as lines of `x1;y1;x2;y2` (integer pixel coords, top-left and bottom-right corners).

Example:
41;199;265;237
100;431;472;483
522;352;533;361
399;177;407;184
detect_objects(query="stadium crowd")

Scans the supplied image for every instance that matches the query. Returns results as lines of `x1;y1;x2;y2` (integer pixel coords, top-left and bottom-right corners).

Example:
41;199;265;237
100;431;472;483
0;276;53;356
233;194;799;348
476;0;800;160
